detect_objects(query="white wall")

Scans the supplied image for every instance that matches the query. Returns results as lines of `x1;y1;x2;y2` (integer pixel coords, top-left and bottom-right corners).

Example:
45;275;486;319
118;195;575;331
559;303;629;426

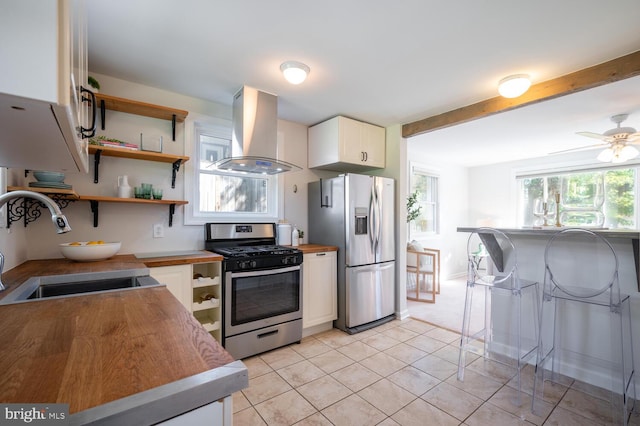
407;139;470;279
7;74;315;262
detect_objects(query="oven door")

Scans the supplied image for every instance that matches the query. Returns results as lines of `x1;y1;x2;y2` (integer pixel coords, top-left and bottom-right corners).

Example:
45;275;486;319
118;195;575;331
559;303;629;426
224;265;302;337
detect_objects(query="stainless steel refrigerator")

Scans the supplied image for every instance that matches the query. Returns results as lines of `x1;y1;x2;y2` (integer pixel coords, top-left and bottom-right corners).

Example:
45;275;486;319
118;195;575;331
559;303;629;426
308;173;395;333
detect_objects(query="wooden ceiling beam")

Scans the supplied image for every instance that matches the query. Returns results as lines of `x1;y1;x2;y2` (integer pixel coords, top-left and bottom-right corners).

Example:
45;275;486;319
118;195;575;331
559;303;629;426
402;50;640;139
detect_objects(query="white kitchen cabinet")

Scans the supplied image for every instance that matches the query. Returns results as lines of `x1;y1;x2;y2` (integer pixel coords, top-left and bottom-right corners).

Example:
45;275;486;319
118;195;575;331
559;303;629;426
157;396;231;426
303;251;338;328
0;0;92;172
150;261;223;343
149;265;192;309
308;116;385;171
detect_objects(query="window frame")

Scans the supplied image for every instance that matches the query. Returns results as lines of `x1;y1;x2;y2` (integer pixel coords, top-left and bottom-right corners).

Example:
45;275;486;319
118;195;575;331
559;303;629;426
183;114;282;225
408;162;440;239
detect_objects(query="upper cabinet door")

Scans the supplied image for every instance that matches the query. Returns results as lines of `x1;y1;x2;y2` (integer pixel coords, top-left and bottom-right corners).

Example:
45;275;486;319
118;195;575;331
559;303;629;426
0;0;90;172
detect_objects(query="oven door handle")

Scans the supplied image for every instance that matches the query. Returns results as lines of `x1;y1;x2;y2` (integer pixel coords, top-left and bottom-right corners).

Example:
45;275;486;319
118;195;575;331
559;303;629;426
228;264;301;278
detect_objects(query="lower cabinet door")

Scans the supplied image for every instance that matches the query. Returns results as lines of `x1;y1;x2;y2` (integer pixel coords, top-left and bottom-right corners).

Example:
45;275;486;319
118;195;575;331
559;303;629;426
303;251;337;328
149;265;192;310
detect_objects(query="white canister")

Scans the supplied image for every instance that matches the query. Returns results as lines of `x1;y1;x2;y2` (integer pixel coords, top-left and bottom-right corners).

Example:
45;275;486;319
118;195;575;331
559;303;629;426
117;175;132;198
277;223;292;245
291;226;299;247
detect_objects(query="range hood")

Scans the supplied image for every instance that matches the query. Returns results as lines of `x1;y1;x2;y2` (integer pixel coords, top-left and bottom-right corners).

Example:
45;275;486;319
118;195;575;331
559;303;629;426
213;86;301;174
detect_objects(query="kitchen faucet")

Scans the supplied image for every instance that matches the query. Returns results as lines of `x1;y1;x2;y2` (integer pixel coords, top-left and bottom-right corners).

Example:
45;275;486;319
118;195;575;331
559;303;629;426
0;190;72;292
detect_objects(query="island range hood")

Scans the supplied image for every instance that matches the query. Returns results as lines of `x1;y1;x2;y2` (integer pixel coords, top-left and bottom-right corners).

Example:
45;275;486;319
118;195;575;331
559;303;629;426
213;86;301;174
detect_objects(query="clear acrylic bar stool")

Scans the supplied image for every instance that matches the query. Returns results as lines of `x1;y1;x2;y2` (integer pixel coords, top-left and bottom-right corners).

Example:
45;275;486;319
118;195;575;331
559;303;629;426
532;228;636;425
457;228;540;405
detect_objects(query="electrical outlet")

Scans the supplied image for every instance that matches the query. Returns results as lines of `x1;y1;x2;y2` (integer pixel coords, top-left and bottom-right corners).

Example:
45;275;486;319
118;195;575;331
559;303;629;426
153;223;164;238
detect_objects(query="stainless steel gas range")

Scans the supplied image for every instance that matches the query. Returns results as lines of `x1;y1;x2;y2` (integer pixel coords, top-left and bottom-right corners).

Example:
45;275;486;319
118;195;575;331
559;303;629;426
205;223;303;360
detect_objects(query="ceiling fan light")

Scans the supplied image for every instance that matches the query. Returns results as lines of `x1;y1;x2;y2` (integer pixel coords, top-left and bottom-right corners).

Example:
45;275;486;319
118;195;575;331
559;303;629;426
597;147;614;162
498;74;531;98
620;144;639;161
280;61;310;85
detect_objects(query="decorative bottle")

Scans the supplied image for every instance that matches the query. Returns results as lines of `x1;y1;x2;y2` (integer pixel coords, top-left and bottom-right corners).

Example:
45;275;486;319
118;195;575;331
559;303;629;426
291;225;299;247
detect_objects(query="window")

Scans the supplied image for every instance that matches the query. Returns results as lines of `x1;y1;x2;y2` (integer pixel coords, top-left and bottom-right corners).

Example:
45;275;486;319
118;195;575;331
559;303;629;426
185;118;279;224
517;167;636;229
409;163;439;237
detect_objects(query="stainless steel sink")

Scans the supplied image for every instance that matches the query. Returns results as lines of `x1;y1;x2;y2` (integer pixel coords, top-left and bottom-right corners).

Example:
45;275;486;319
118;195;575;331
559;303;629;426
0;269;161;304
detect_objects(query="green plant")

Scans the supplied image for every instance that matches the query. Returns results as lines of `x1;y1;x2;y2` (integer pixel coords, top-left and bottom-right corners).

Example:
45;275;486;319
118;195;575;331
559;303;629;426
88;76;100;90
407;190;422;223
298;230;304;239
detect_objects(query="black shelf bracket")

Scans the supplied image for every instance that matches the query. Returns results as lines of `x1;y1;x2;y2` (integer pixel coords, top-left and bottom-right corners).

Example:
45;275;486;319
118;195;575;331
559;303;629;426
90;200;99;227
100;99;106;130
172;114;177;141
169;204;176;227
171;160;183;188
6;195;75;229
93;149;102;183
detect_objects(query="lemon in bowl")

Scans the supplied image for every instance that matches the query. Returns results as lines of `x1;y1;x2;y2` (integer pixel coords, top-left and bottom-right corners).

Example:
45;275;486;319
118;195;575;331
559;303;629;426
60;241;121;261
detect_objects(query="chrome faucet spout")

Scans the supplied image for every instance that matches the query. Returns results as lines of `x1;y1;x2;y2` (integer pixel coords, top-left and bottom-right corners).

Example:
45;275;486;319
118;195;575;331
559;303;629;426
0;190;72;291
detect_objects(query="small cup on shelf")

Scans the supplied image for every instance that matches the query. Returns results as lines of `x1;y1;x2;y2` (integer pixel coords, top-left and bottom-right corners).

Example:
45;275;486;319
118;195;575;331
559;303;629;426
141;183;153;199
134;187;143;199
152;188;163;200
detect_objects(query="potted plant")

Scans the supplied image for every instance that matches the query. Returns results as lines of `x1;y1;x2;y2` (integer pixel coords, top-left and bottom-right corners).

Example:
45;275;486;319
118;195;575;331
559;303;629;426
406;190;422;223
88;76;100;92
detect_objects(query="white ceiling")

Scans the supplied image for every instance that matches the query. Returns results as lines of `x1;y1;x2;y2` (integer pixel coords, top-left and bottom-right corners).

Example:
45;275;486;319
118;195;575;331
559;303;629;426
86;0;640;167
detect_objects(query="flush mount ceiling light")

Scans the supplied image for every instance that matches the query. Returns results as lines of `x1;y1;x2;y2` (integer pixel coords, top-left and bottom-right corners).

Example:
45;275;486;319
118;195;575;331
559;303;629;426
498;74;531;98
280;61;310;85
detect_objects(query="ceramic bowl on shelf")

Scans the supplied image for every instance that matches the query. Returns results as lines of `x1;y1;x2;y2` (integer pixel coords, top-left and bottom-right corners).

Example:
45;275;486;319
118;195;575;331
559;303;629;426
60;241;121;261
33;171;65;183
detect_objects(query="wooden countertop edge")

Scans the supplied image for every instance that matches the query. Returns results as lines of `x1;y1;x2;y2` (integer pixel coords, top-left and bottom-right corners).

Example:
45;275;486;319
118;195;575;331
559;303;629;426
296;244;338;254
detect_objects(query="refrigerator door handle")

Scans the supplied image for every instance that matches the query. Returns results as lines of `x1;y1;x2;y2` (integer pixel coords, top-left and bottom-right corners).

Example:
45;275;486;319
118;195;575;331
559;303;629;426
369;185;376;252
375;183;382;251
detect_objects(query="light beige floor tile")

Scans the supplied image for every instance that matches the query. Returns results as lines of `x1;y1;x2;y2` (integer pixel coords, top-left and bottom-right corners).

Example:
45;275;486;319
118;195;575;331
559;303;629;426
289;337;333;359
350;327;381;341
411;354;458;381
391;398;459;426
331;362;382;392
321;393;387;426
234;407;267;426
387;365;440;396
465;402;530;425
359;352;406;377
294;412;333;425
397;318;436;334
465;356;515;384
242;356;273;379
383;342;427;364
336;340;380;361
422;381;483;421
357;378;417;416
308;349;354;374
242;371;292;405
432;343;478;366
426;327;462;344
376;418;401;426
314;328;356;348
375;320;403;332
380;325;419;342
277;359;326;387
488;385;551;425
297;375;352;410
558;388;616;425
232;391;251;413
514;364;569;405
259;346;305;370
542;405;605;426
361;333;401;351
571;378;614;401
254;389;317;425
445;369;503;400
404;334;447;353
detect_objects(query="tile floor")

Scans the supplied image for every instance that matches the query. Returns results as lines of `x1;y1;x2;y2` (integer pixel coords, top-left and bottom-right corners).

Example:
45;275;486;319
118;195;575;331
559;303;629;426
232;318;639;425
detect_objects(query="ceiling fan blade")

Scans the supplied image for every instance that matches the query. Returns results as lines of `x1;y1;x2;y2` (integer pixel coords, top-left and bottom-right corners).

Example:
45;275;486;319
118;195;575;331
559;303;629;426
627;132;640;142
576;131;609;140
548;143;608;155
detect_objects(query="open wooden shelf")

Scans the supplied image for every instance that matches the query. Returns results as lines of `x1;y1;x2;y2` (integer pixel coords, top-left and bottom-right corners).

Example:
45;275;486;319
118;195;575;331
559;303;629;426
94;93;188;123
7;187;188;228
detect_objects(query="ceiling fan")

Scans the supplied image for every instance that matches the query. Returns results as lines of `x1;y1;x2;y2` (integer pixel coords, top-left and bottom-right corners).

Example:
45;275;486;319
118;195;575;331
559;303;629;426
551;114;640;162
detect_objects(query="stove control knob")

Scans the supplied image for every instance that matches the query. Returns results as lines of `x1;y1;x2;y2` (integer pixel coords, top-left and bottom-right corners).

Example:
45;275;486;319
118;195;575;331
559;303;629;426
250;260;257;268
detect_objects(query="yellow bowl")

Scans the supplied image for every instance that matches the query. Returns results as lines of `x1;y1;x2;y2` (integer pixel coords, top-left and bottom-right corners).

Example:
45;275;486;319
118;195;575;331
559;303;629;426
60;242;121;261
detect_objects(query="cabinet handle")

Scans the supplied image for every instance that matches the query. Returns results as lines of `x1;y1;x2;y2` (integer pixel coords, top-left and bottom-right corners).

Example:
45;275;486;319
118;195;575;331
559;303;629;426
364;151;368;161
80;86;97;138
316;253;326;256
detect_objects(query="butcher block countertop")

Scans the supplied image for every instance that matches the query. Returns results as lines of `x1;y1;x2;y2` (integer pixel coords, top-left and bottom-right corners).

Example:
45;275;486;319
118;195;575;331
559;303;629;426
296;244;338;254
0;251;246;425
